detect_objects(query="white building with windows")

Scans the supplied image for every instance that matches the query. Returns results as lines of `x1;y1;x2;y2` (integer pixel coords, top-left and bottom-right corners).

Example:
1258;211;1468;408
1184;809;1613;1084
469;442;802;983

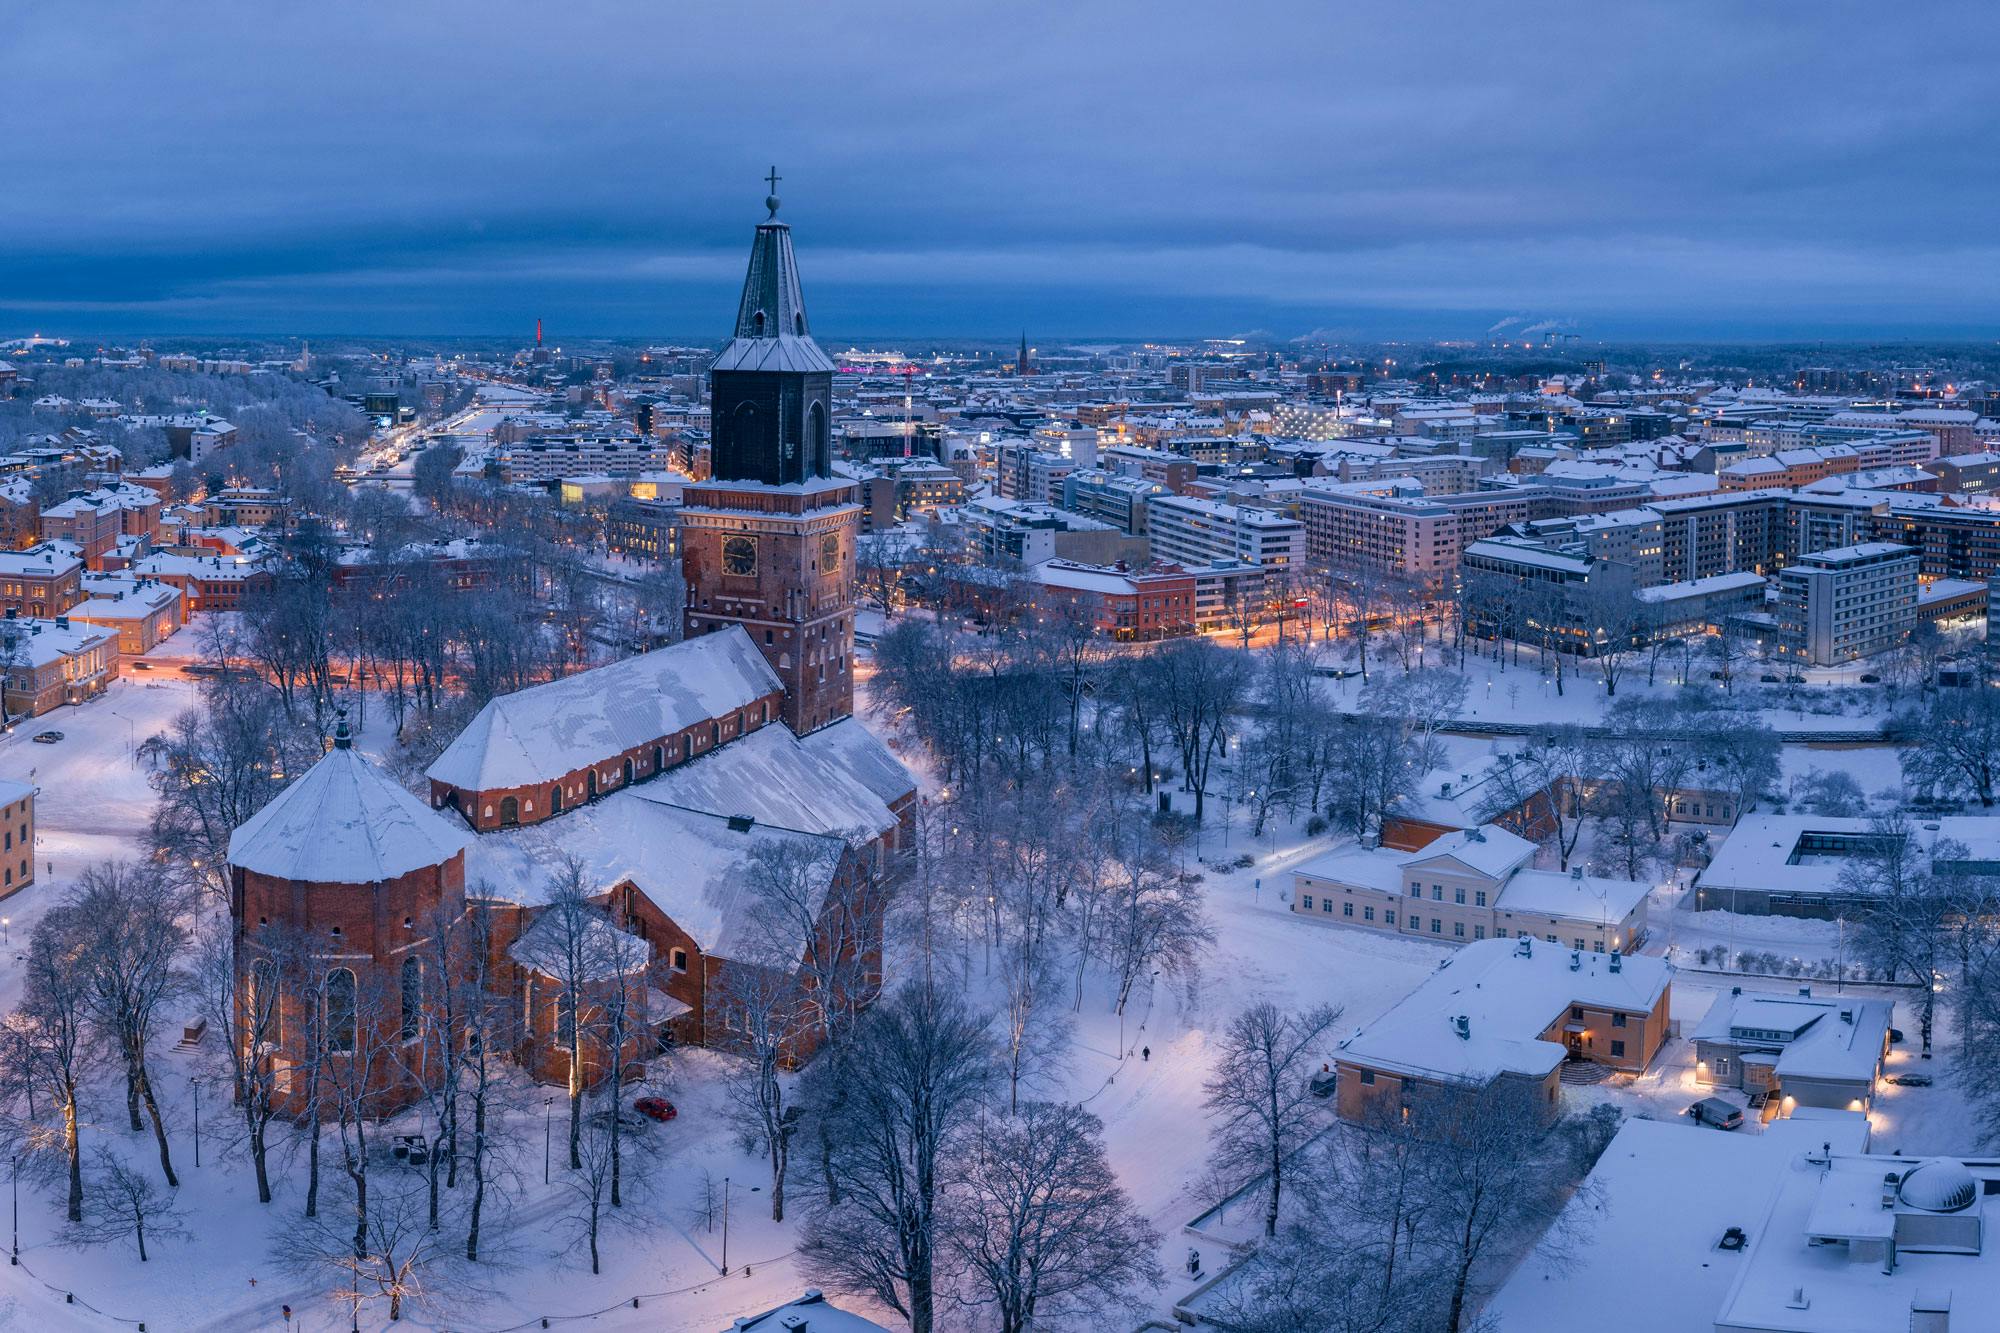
1290;824;1650;954
1145;494;1303;573
1775;541;1917;665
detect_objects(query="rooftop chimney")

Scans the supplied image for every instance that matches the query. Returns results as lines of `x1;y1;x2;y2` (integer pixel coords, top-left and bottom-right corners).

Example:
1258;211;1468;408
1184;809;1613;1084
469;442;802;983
1910;1288;1951;1333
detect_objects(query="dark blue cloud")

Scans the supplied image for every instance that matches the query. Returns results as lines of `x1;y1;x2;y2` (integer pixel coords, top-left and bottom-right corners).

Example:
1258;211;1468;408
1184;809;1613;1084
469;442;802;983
4;0;1998;340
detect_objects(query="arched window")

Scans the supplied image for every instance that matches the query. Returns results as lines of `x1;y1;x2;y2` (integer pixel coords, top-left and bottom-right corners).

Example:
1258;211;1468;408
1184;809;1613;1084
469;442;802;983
587;770;599;799
499;795;519;827
324;969;356;1054
808;401;827;474
250;959;280;1048
652;744;664;773
551;786;563;814
621;758;634;785
710;721;720;747
400;957;422;1041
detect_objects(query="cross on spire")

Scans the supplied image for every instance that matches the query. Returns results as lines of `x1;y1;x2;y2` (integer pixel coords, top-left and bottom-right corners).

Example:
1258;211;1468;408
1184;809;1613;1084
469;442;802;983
764;166;782;219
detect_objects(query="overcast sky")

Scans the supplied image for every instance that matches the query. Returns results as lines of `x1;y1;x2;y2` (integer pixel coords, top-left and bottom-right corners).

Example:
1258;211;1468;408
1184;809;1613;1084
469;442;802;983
5;1;1997;342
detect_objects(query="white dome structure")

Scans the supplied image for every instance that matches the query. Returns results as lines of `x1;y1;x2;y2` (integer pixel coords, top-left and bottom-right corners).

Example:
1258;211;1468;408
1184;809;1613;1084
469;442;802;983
1897;1159;1979;1213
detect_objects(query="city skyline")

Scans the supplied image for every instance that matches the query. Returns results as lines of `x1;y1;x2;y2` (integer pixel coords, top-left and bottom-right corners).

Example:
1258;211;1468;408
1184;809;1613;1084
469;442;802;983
6;1;2000;340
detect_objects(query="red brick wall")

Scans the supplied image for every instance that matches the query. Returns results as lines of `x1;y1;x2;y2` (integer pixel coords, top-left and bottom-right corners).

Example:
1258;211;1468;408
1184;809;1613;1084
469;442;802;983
231;852;465;1117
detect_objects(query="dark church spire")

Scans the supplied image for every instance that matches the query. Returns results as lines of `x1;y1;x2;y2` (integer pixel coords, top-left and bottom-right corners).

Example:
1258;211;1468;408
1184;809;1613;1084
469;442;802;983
1019;331;1030;376
707;172;836;484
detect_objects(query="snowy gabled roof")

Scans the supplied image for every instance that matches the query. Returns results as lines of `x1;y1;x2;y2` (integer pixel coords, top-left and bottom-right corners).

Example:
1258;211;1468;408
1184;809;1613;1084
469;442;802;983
1401;825;1536;880
464;793;845;956
507;908;651;982
797;717;918;813
727;1288;894;1333
1336;938;1672;1085
643;721;897;840
427;628;781;792
1689;990;1893;1085
229;744;472;884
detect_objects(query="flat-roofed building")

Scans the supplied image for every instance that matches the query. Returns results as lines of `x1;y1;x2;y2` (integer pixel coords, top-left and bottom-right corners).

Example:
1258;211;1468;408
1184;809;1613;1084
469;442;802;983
1775;542;1917;665
1146;494;1303;574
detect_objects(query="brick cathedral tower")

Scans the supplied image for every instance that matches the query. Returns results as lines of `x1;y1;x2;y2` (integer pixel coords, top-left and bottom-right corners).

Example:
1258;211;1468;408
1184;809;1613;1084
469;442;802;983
680;172;860;734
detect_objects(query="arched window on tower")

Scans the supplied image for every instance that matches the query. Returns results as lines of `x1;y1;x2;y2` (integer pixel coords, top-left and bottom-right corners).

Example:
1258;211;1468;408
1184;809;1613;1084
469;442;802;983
808;401;827;474
324;968;356;1054
400;957;422;1042
499;795;519;826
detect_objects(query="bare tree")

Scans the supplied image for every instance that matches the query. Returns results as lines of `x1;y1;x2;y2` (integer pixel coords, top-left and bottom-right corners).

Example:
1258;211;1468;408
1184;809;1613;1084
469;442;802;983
1149;639;1249;821
144;678;325;900
68;1151;189;1262
799;983;998;1333
277;1173;473;1323
67;862;190;1187
18;909;97;1222
1411;1079;1591;1332
942;1102;1162;1333
191;918;282;1202
1202;1001;1343;1238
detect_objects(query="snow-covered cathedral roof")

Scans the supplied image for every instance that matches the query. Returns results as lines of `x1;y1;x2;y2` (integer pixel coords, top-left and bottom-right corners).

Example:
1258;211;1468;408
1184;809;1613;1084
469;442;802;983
229;738;472;884
426;627;782;792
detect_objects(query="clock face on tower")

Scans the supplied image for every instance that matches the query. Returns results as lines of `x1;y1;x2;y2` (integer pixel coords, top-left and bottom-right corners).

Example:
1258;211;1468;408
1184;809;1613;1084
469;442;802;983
819;532;839;571
723;535;758;577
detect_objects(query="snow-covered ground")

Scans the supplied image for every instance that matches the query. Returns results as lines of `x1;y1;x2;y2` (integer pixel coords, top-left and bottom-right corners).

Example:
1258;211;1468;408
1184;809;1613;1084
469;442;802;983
0;655;1979;1332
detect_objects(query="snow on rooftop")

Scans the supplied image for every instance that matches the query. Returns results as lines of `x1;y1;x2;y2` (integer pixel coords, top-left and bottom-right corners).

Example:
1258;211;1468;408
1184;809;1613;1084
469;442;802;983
228;743;472;884
1404;824;1536;879
428;628;780;792
1336;937;1671;1085
1486;1117;1872;1333
1497;868;1651;923
464;792;841;955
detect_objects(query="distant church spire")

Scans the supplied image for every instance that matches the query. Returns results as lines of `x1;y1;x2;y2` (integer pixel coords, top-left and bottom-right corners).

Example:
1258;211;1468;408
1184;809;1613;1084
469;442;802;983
1019;331;1030;376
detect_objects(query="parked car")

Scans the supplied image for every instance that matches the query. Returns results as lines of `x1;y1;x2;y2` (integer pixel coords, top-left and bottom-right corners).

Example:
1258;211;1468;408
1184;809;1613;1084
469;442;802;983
1759;674;1781;684
130;661;151;671
1308;1068;1337;1099
1889;1027;1906;1045
1685;1097;1743;1130
1889;1073;1933;1088
634;1096;677;1122
1859;673;1882;684
31;732;63;744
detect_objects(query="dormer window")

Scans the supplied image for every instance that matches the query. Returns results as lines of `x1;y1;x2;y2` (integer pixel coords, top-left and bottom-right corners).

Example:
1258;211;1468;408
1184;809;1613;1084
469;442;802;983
752;310;766;335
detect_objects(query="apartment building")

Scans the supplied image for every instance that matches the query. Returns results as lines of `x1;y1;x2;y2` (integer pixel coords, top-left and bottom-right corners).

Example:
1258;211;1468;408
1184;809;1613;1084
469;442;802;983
67;574;181;654
493;434;674;483
1647;489;1789;581
0;780;33;898
1101;443;1198;494
1298;484;1540;579
1059;468;1164;535
993;443;1076;505
0;545;83;620
1775;542;1918;665
1146;494;1303;574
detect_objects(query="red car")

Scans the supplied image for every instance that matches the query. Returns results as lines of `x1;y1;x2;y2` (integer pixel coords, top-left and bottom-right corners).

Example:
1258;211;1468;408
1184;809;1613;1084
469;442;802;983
634;1096;677;1123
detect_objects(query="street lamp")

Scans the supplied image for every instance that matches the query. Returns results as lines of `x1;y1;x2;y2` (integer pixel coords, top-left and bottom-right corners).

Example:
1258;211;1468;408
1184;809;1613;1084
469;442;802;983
720;1175;732;1275
191;1076;202;1167
544;1095;554;1184
11;1153;17;1266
